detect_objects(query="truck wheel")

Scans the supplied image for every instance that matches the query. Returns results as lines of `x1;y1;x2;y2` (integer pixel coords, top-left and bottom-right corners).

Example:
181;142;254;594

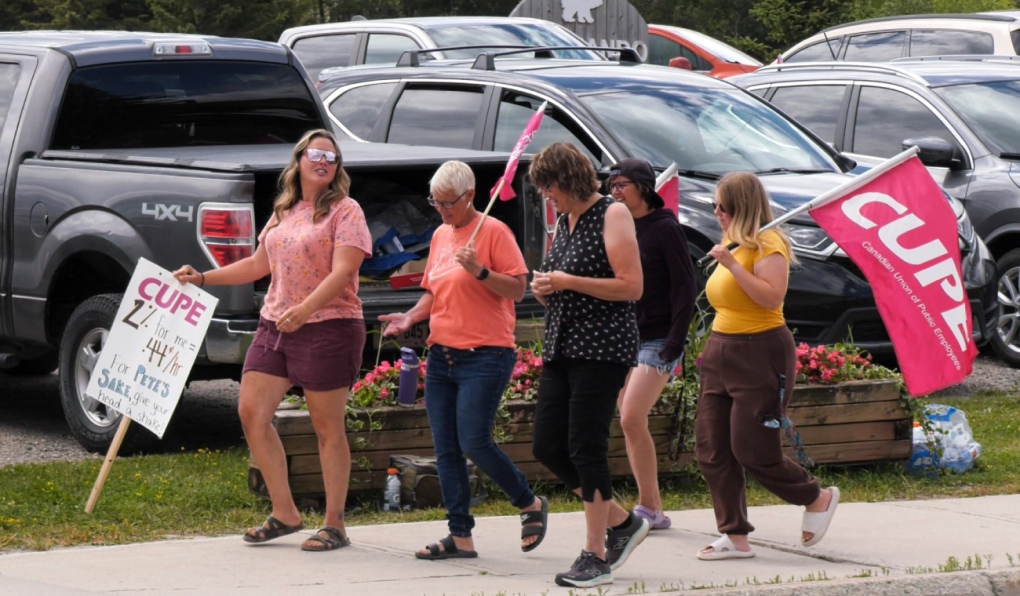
991;248;1020;369
1;350;59;376
59;294;158;454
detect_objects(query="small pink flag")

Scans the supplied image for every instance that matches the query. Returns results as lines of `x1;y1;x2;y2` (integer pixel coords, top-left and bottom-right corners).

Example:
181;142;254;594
656;174;679;216
491;102;547;201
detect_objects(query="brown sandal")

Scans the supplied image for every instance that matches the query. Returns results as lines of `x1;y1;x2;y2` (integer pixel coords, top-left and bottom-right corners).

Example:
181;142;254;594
301;526;351;552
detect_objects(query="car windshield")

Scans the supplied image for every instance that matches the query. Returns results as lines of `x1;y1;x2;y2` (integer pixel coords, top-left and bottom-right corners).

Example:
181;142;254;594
579;86;837;174
935;80;1020;155
427;23;605;60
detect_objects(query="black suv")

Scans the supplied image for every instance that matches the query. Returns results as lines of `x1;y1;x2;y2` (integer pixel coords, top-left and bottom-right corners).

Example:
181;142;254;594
316;50;998;363
731;59;1020;367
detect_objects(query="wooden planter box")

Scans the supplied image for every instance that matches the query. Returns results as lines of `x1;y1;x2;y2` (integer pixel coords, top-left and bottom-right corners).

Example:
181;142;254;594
248;379;911;498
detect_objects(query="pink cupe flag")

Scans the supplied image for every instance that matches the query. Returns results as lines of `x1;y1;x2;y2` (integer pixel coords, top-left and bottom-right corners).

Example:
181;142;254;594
656;175;679;216
808;154;975;396
491;102;547;201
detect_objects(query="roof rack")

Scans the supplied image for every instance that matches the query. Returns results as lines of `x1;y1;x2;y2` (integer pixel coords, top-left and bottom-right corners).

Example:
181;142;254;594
756;61;927;84
893;54;1020;64
470;46;640;70
396;44;533;67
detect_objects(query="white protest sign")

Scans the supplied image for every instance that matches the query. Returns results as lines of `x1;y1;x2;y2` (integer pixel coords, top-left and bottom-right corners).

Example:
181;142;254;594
84;258;218;438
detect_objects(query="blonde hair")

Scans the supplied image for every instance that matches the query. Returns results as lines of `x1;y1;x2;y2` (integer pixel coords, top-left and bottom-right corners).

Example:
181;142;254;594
716;172;797;264
271;129;351;229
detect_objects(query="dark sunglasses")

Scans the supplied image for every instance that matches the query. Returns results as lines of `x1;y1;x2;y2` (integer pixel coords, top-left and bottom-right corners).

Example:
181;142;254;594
305;148;339;165
712;201;728;214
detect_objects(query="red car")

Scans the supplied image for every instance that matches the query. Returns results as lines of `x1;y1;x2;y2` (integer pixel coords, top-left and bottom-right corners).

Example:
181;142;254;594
647;24;761;78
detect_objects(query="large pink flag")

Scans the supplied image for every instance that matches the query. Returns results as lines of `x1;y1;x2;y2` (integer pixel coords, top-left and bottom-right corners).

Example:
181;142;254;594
491;102;547;201
809;156;974;396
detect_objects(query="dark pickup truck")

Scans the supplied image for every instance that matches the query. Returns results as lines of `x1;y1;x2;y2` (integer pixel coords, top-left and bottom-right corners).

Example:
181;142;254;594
0;31;543;452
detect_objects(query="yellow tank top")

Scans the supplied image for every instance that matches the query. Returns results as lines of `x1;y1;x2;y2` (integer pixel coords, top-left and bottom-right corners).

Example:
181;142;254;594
705;229;789;334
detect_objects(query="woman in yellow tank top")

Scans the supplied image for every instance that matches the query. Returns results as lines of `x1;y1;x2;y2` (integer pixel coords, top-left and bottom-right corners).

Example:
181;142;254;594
694;172;839;561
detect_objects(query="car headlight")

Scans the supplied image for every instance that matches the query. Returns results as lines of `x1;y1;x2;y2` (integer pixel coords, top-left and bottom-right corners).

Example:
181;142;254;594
786;224;833;253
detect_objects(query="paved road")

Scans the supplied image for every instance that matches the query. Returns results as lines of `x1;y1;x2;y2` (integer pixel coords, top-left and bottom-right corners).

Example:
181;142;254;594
0;373;244;467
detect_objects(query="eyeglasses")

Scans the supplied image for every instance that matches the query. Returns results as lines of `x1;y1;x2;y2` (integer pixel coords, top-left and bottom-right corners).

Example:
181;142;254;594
537;183;552;194
609;181;633;192
305;148;339;165
712;201;728;214
427;189;470;209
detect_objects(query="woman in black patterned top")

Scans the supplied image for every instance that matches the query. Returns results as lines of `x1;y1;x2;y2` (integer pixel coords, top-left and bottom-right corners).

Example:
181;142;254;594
528;142;649;589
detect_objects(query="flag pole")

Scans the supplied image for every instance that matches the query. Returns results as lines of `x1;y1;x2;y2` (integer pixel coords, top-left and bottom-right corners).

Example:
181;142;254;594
655;162;678;189
697;146;920;268
467;178;505;245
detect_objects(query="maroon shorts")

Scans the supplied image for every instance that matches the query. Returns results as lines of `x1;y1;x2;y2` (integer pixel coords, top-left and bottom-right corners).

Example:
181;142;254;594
242;317;365;391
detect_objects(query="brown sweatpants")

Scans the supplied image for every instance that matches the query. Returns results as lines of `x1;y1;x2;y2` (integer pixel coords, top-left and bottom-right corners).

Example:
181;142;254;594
695;326;820;536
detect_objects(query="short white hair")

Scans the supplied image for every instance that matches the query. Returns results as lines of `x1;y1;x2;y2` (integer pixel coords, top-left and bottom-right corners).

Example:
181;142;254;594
430;160;475;196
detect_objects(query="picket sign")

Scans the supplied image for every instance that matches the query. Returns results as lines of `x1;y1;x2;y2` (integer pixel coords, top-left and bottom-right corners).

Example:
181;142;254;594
84;258;217;513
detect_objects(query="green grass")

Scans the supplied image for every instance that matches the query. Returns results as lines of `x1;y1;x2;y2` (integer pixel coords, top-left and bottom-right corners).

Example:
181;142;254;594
1;393;1017;552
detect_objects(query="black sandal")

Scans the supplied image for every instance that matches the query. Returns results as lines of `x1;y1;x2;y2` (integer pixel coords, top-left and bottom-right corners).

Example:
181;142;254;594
301;526;351;552
415;535;478;560
242;515;304;544
521;495;549;552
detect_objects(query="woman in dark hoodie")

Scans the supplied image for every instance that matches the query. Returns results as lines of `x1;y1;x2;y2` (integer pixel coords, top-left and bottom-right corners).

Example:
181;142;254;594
610;158;697;530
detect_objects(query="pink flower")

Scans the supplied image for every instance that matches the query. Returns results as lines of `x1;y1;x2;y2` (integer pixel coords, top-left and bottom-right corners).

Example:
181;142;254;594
380;388;390;398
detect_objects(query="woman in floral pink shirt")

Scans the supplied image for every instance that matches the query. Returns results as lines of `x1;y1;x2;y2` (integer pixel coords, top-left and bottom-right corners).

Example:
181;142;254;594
174;129;371;552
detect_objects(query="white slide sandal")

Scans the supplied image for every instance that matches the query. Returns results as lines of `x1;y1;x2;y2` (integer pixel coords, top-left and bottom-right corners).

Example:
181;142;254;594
697;535;755;561
801;486;840;547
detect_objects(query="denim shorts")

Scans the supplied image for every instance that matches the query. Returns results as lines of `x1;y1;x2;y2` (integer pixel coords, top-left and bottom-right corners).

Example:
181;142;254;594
243;316;365;391
637;338;682;376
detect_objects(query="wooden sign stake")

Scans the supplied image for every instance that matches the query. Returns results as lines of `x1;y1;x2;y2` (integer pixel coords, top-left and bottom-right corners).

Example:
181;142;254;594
84;416;132;514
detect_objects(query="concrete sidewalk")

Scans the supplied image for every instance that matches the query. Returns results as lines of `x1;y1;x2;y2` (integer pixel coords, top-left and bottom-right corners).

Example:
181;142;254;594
1;494;1018;595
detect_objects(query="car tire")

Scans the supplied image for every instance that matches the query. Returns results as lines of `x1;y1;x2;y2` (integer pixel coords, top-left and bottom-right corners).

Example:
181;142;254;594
59;294;159;454
991;248;1020;369
1;350;59;376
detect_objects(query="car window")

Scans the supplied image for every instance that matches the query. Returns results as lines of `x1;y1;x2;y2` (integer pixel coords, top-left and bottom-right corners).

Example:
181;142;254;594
328;82;398;140
843;31;907;61
364;34;420;65
387;85;485;148
292;34;357;81
52;62;323;150
909;30;993;57
494;92;599;162
851;86;952;157
581;86;836;175
769;85;847;147
937;80;1020;155
426;23;602;60
1013;29;1020;55
783;39;843;63
647;35;708;70
0;62;21;132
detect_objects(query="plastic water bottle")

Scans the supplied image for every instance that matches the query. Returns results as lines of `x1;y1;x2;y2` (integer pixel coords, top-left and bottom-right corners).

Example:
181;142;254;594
397;347;420;407
941;445;974;474
382;468;401;511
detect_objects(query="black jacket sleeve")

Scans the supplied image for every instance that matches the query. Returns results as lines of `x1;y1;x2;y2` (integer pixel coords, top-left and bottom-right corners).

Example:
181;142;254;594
658;221;697;363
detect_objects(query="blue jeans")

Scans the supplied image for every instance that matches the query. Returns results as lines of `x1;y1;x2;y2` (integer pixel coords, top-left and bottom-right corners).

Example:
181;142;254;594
425;345;534;537
637;338;683;376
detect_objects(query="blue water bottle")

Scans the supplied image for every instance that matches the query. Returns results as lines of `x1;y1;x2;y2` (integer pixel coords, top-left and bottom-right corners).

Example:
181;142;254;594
398;347;420;407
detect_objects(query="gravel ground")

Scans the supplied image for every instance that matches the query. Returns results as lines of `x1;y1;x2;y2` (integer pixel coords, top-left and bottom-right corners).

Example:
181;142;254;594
1;350;1017;469
0;375;244;468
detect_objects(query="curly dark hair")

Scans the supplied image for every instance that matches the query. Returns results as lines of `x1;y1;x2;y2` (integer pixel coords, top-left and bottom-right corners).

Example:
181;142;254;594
528;142;600;201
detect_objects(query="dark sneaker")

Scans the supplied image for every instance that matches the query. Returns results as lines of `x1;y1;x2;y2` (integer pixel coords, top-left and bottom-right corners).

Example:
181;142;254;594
605;514;650;571
554;550;613;587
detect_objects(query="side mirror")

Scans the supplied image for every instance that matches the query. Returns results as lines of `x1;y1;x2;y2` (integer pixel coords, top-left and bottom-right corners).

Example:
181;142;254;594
669;56;694;70
903;136;961;169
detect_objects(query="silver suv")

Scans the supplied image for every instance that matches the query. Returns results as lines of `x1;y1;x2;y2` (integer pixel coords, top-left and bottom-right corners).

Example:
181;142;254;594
779;11;1020;63
279;16;603;81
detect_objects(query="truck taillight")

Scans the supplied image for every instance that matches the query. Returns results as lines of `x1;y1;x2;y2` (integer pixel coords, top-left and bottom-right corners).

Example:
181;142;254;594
197;204;255;267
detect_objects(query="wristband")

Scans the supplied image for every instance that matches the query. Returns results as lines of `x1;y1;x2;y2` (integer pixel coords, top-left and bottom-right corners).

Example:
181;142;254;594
476;267;490;281
198;271;205;287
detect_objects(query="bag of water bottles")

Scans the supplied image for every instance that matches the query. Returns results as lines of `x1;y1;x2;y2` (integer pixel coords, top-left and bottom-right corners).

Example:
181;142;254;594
908;404;981;474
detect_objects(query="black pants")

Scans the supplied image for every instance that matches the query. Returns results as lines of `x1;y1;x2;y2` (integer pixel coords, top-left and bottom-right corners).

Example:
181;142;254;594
532;358;630;502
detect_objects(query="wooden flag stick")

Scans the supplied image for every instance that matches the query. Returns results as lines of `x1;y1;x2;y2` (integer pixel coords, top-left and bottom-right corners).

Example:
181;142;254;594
85;415;132;514
467;179;505;245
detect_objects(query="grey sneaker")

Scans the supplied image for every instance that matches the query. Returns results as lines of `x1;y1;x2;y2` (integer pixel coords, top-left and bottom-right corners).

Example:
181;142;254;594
554;550;613;587
605;514;650;570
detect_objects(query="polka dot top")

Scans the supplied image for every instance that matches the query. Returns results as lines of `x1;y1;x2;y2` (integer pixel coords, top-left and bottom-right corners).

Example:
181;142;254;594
540;196;638;366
